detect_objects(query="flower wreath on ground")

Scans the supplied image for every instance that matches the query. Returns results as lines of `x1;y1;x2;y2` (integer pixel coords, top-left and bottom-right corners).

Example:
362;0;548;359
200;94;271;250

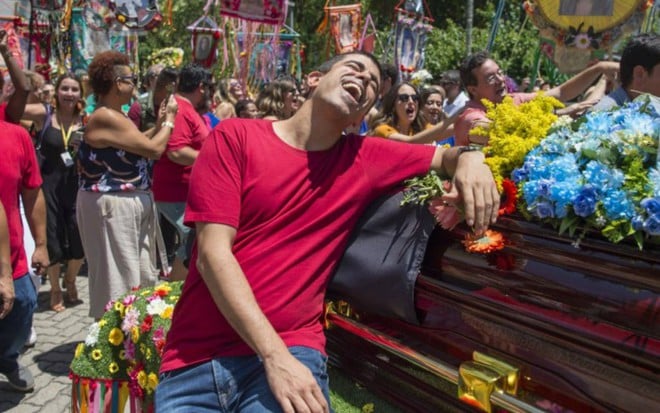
402;93;660;251
69;281;183;413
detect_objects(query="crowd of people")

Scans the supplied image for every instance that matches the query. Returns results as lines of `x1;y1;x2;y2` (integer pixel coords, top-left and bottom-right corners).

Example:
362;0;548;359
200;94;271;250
0;26;657;412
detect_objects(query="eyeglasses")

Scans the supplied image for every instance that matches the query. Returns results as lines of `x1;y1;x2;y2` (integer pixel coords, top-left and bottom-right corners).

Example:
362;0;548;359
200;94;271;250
397;93;419;103
116;75;138;86
484;70;505;85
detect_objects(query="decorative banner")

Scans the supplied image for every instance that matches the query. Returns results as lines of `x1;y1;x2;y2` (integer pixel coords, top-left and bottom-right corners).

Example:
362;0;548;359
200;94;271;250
187;15;223;68
109;0;162;30
31;0;64;10
524;0;654;73
237;33;295;84
358;13;377;53
394;12;433;76
220;0;287;25
316;3;362;54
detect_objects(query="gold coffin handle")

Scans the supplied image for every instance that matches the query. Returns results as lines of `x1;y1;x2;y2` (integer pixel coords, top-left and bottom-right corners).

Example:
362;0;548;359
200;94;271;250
325;301;541;413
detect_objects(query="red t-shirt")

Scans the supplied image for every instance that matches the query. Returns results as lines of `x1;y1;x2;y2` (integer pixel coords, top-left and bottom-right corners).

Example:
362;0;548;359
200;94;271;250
0;102;7;122
0;121;43;279
152;96;210;202
454;92;536;146
160;118;435;372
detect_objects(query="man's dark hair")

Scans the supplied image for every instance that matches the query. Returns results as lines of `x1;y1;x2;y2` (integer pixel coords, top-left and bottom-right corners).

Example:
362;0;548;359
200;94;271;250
620;33;660;88
155;67;179;90
380;62;399;85
316;51;382;80
459;50;492;91
177;63;212;94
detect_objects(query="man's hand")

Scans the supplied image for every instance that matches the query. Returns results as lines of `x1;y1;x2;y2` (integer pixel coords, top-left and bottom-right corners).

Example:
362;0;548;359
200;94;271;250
263;352;329;413
0;274;14;319
31;245;49;276
443;150;500;234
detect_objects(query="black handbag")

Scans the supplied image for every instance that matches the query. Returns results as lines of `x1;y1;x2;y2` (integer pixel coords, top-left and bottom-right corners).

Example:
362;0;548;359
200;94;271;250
327;190;436;325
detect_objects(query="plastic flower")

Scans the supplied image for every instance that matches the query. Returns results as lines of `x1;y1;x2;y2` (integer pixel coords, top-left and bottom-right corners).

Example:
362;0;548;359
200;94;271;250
74;343;84;358
109;362;119;374
108;327;124;346
137;370;147;389
85;323;100;346
91;349;102;361
147;372;159;393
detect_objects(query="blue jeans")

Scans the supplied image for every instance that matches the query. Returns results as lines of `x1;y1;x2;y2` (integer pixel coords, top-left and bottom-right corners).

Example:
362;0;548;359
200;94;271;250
0;274;37;373
155;346;330;412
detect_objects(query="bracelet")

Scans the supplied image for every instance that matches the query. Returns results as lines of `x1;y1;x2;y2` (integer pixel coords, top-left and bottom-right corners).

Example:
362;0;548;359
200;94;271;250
162;121;175;129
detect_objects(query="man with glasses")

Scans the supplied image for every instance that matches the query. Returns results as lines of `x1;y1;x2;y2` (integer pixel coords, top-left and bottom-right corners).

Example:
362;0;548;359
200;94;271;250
151;63;212;280
454;50;619;146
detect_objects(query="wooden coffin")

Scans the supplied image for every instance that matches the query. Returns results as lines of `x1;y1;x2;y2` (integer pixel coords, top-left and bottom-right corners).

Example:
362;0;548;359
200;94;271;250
325;216;659;412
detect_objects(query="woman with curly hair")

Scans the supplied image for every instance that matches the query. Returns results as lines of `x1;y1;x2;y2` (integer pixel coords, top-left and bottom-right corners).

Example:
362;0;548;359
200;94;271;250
21;73;87;312
75;51;178;319
369;81;459;144
255;77;301;120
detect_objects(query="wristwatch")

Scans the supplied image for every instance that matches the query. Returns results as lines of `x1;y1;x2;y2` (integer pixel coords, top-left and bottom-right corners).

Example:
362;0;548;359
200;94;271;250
457;145;483;155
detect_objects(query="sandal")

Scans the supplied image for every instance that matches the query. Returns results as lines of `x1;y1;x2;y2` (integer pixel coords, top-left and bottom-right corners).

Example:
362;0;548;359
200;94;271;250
50;290;66;312
64;281;82;305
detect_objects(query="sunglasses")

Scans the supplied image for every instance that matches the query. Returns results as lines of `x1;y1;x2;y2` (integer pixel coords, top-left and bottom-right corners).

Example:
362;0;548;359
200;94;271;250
397;93;419;103
116;75;138;86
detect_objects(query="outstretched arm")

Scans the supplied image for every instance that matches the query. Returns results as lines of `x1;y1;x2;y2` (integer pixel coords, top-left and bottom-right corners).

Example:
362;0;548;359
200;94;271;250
0;30;29;123
546;61;618;103
430;146;500;233
196;222;329;413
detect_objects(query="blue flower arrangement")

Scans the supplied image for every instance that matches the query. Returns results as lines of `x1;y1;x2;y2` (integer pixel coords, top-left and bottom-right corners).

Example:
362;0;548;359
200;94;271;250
513;95;660;248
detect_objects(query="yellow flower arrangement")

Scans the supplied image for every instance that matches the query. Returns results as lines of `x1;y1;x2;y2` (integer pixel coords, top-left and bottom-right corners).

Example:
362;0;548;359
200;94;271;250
470;94;564;190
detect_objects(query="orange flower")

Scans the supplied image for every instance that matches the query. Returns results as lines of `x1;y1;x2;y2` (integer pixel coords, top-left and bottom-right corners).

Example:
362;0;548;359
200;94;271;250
463;230;506;254
498;179;518;216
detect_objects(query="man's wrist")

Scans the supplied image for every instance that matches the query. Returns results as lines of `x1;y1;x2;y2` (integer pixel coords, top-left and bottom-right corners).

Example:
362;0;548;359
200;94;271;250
457;145;483;156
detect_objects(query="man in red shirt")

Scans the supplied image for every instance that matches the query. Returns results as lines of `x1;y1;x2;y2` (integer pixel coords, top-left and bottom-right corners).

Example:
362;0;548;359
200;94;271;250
454;50;619;146
151;64;212;280
157;51;499;412
0;121;48;392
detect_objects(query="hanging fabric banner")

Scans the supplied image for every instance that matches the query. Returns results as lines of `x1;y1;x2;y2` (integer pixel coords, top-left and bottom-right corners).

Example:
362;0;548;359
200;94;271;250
187;15;223;68
316;3;362;54
394;11;433;76
220;0;287;25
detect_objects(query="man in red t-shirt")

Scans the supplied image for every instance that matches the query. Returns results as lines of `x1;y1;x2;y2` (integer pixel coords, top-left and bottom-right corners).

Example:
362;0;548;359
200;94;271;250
157;51;500;413
152;64;212;280
454;50;619;146
0;122;48;392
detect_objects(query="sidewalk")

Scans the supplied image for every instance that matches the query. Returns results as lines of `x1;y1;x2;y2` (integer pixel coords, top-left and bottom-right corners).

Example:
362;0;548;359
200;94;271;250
0;275;93;413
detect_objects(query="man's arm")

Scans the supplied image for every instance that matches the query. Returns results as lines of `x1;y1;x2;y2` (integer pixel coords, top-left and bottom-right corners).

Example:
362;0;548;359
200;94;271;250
430;147;500;233
0;201;13;319
546;61;618;103
195;222;329;413
21;187;48;275
0;30;29;123
166;147;199;166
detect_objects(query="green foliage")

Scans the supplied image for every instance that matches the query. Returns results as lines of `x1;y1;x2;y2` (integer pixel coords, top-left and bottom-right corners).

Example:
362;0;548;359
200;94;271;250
141;1;547;87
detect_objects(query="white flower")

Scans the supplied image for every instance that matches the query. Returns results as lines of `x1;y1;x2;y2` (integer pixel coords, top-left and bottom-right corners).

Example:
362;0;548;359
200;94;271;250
574;33;592;49
85;322;100;346
146;298;169;316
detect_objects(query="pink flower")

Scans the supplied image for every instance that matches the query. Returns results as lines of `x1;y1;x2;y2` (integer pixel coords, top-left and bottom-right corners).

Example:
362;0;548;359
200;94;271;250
428;199;463;230
122;294;137;306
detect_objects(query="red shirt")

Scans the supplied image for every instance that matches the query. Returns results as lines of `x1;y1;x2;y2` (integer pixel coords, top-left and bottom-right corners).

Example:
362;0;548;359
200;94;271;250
454;92;536;146
161;119;435;372
0;102;7;122
152;96;210;202
0;121;43;279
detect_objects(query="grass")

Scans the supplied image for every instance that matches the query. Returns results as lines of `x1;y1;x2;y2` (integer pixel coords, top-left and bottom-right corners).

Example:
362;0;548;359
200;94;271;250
329;366;403;413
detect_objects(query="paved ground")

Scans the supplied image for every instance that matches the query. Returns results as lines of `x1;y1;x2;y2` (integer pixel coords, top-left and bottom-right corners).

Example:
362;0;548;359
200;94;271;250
0;275;94;413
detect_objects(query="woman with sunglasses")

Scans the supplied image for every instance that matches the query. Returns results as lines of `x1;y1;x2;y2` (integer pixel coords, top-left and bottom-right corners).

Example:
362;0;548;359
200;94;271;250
21;73;87;312
74;51;178;320
369;82;457;144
